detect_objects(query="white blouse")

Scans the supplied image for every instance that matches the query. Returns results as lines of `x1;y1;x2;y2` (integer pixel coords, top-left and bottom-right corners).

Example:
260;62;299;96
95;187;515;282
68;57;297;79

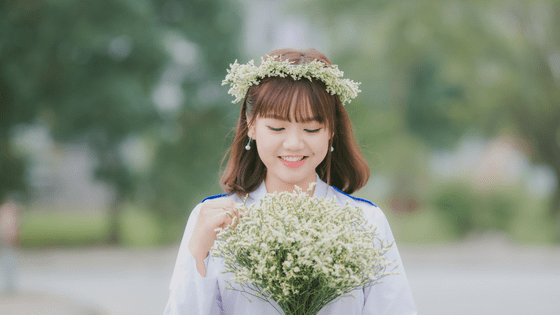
164;176;417;315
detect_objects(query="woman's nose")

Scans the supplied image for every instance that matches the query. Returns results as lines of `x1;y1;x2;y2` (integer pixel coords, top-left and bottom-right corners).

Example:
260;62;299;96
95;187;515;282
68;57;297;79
283;131;305;150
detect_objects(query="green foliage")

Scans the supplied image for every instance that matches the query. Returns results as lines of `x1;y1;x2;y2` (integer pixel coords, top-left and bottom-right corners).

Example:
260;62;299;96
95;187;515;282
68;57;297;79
1;0;170;244
385;206;459;243
18;211;109;248
304;0;560;239
1;0;242;245
382;181;559;244
146;107;235;236
508;195;559;244
432;183;477;236
144;0;242;232
1;0;166;138
120;203;186;246
0;142;27;202
17;205;173;248
404;60;468;148
432;182;517;237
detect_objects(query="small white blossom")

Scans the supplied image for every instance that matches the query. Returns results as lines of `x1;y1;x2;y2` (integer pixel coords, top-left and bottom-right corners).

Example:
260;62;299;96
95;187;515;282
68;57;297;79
211;184;395;315
222;56;362;105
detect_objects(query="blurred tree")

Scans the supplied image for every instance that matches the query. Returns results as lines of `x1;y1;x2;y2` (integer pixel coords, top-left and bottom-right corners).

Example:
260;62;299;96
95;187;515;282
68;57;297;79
0;0;168;243
145;0;242;241
433;182;517;237
386;1;560;226
306;0;560;236
1;0;242;245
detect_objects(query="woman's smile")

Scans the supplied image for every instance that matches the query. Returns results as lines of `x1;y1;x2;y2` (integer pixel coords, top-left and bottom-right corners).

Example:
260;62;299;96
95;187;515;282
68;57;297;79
279;155;308;168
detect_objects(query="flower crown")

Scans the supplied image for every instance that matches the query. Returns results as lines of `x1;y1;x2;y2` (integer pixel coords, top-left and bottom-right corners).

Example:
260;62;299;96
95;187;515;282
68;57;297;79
222;55;361;105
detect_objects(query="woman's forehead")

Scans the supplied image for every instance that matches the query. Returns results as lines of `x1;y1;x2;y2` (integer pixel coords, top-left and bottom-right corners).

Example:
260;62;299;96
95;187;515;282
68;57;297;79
250;77;334;126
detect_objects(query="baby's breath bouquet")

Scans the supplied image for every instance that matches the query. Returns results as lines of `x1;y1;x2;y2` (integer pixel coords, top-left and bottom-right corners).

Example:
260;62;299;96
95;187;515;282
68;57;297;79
211;185;395;315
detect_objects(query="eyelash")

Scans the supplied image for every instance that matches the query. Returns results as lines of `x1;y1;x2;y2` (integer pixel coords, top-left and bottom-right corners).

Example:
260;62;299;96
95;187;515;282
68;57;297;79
268;127;321;133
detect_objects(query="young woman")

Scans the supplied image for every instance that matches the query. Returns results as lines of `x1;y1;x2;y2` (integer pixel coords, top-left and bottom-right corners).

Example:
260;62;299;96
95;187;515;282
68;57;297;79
164;49;417;314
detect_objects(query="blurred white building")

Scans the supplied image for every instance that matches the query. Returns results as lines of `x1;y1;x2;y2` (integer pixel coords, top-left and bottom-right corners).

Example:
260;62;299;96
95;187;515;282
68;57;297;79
12;124;112;212
430;134;557;197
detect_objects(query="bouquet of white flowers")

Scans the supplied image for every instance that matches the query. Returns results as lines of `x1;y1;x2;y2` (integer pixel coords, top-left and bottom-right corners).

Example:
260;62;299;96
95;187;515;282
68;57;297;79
211;185;395;315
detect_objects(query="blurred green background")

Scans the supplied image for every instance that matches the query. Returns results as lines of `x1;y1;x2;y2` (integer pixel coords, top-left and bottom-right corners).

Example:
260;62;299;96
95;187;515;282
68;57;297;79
1;0;559;248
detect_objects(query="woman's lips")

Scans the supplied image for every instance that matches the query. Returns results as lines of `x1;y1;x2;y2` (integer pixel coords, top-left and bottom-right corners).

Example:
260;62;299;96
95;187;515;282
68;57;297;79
279;156;307;168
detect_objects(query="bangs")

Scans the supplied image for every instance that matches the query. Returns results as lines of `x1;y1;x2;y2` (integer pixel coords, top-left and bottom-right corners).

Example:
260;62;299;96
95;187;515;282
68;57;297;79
249;77;335;128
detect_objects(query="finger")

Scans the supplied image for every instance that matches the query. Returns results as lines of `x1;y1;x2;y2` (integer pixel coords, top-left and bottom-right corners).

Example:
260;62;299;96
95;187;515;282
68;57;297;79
210;210;232;222
210;210;236;229
227;208;245;229
200;204;234;217
233;208;248;226
228;207;244;221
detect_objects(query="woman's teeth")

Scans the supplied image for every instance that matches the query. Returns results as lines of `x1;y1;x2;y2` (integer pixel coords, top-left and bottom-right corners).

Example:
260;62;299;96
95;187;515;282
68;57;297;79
281;156;305;162
279;156;307;168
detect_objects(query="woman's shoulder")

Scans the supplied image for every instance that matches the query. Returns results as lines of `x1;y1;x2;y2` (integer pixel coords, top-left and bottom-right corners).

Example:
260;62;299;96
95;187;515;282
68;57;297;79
201;193;234;203
329;186;388;220
329;187;394;238
198;192;243;206
190;193;238;210
188;193;240;218
331;186;378;208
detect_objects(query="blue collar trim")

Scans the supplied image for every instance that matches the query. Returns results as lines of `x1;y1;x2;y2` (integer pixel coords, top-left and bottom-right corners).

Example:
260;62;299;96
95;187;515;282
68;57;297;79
333;187;377;207
201;193;229;203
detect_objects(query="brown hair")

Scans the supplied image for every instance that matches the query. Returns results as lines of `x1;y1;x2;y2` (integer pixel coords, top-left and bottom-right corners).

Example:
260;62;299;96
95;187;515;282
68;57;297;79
220;48;369;196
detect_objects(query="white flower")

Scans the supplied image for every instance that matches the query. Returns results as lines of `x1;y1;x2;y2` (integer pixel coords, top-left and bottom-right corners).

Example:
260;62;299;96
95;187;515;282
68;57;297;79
211;184;395;315
222;56;362;105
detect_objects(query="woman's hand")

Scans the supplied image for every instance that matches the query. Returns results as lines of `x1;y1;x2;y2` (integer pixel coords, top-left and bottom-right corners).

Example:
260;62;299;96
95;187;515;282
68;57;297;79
188;198;245;277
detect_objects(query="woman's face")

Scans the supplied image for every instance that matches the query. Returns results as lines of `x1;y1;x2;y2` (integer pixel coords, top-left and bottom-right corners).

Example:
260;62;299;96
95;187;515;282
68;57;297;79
249;114;330;194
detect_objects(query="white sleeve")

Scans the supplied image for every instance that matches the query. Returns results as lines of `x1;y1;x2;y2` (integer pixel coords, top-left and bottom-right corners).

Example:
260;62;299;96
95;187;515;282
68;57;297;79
164;203;223;315
362;208;417;315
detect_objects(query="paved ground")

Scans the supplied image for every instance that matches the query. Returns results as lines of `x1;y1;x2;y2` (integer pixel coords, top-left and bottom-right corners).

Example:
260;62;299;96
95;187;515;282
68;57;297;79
1;234;560;315
400;234;560;315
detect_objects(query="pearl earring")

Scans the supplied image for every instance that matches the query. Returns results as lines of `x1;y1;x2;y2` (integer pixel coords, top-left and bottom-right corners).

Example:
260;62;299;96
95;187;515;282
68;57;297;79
245;137;252;150
331;146;334;152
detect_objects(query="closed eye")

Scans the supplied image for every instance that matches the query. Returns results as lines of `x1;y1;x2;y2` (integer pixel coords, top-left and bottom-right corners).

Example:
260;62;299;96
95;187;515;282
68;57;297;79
268;127;284;131
305;128;321;133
